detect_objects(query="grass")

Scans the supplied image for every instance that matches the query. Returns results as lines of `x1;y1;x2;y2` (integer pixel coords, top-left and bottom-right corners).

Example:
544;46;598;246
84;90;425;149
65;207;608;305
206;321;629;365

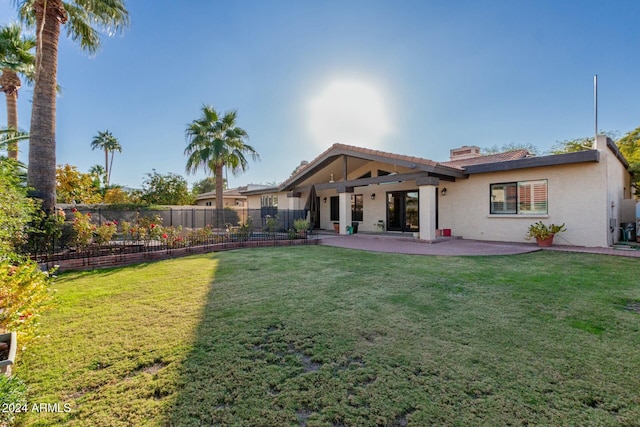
15;246;640;426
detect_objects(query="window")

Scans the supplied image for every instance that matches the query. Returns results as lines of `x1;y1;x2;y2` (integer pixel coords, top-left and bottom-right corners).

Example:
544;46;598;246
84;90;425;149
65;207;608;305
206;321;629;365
490;180;547;215
260;195;278;218
261;195;278;207
351;194;363;221
330;196;339;221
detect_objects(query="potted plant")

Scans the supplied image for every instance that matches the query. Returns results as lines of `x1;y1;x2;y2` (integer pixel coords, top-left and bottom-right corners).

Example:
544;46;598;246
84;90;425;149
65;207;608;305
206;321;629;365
0;332;17;377
293;219;310;237
374;220;385;232
333;222;340;233
525;221;566;247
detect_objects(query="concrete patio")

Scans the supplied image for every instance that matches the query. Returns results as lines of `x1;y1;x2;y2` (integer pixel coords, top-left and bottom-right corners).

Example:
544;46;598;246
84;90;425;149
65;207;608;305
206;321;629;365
313;231;640;257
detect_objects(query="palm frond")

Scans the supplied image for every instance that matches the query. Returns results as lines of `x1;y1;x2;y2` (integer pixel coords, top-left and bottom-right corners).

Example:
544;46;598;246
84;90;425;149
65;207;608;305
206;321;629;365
73;0;130;35
0;22;36;78
14;1;36;27
0;128;29;150
64;3;101;54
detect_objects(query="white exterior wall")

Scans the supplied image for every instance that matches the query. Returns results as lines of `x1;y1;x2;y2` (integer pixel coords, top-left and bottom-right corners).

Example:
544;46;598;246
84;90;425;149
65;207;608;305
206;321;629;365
439;160;609;247
243;148;631;246
317;181;419;232
245;192;288;210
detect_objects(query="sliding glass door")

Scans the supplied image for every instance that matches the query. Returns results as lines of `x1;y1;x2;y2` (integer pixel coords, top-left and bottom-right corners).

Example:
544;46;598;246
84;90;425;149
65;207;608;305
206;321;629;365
386;191;419;232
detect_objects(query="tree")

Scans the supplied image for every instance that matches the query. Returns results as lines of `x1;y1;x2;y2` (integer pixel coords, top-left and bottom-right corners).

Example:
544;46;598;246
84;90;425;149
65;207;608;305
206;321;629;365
482;143;540;156
549;131;619;155
17;0;129;213
549;137;593;154
550;129;640;192
617;127;640;164
89;164;106;187
0;23;35;160
90;130;121;187
102;186;132;204
191;176;226;195
140;170;194;206
184;105;259;215
617;126;640;192
0;149;34;256
56;164;102;204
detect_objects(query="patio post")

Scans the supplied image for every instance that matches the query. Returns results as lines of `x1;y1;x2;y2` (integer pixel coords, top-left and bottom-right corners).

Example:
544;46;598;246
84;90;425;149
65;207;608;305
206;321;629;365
417;178;439;241
338;186;354;235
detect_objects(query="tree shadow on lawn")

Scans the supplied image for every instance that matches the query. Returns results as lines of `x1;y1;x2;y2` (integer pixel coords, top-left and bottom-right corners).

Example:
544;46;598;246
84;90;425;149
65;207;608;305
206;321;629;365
164;258;420;426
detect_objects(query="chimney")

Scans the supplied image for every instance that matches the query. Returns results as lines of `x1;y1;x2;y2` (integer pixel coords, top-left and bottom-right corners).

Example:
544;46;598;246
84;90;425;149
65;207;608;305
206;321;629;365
450;145;482;161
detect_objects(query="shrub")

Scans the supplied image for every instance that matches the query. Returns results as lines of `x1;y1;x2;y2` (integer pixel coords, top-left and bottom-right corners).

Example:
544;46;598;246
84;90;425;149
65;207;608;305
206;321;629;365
0;163;36;257
24;208;65;256
160;226;183;248
0;259;55;347
120;214;163;246
221;208;239;229
264;215;278;234
236;217;253;241
293;219;309;232
94;221;117;245
71;209;94;249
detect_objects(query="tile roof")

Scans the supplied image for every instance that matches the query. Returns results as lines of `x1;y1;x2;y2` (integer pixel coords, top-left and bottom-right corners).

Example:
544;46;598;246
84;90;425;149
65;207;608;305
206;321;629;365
195;186;248;200
279;143;464;188
266;144;534;193
331;143;441;167
439;149;531;168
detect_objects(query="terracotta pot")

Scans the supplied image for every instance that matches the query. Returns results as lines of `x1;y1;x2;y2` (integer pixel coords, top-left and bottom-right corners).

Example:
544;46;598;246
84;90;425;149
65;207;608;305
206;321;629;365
333;223;340;233
535;235;555;247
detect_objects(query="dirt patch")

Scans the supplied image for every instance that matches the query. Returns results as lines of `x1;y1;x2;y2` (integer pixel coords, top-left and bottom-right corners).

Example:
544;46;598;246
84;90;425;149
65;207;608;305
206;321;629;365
624;302;640;314
142;363;166;375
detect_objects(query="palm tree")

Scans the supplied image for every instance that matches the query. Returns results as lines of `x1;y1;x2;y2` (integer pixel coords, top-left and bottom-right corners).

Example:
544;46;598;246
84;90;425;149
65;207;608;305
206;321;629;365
0;23;35;160
89;164;106;187
90;130;121;187
185;105;259;224
16;0;129;213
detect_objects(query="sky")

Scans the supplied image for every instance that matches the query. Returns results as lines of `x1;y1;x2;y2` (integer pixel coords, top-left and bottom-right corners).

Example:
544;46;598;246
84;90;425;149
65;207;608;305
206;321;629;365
1;0;640;190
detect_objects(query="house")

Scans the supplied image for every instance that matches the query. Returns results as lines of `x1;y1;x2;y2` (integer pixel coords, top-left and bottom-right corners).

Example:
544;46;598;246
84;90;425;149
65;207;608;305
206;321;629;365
195;184;273;207
240;135;634;247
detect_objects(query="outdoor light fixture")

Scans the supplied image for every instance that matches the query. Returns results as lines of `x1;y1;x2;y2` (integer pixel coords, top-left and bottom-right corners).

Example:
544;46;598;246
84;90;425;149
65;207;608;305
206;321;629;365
329;173;335;183
371;193;376;200
323;197;327;203
441;188;447;196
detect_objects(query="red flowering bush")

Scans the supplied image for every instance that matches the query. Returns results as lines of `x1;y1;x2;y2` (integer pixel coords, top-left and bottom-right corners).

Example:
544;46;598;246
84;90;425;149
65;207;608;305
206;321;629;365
71;211;95;249
161;226;183;248
119;214;164;247
94;222;117;245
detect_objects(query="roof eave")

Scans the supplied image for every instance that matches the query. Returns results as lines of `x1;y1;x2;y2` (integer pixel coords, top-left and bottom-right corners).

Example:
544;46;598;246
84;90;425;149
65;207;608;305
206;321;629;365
464;150;600;174
280;145;465;191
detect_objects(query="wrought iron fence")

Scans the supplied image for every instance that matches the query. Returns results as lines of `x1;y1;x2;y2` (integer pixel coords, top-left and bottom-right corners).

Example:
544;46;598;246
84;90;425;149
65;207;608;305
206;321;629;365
55;206;308;231
30;207;315;266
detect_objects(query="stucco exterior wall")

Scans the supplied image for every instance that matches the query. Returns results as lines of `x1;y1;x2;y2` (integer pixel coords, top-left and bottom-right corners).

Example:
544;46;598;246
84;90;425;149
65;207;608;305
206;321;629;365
242;147;631;246
194;197;245;207
438;160;609;247
317;181;419;232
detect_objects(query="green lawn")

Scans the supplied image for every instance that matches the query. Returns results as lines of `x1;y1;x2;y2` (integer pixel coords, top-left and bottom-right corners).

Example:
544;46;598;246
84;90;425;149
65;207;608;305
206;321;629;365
15;247;640;426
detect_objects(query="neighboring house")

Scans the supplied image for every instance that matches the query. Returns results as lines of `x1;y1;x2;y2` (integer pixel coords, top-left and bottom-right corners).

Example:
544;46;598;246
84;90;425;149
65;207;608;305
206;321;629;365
240;135;635;247
195;185;272;207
